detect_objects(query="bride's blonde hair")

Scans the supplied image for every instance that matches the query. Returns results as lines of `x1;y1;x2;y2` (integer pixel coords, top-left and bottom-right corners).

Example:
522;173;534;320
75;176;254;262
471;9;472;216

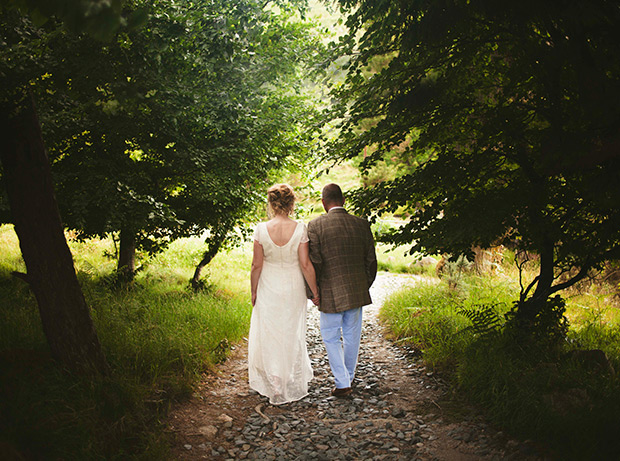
267;184;296;216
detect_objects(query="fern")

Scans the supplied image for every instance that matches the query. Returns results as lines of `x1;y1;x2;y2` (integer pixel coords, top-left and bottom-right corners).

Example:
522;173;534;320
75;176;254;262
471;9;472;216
458;303;505;339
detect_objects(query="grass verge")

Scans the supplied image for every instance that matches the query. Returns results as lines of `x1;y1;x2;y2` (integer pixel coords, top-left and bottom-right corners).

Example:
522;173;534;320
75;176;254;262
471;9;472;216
380;271;620;460
0;225;252;460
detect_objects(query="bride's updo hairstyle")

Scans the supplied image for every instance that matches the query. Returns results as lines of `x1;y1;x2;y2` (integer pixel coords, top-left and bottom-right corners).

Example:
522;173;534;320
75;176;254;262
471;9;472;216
267;183;296;216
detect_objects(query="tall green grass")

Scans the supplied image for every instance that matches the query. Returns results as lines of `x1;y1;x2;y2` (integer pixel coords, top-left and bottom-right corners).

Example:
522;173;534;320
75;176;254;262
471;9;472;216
379;275;518;370
0;225;253;459
380;266;620;459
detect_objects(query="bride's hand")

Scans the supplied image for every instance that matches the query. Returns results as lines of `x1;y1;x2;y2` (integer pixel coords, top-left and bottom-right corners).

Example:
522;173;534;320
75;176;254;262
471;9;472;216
311;292;320;306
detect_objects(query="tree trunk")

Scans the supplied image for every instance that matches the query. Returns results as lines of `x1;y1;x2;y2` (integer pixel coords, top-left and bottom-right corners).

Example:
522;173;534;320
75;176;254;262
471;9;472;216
515;241;555;324
117;227;136;282
532;241;555;301
0;91;109;374
190;237;224;290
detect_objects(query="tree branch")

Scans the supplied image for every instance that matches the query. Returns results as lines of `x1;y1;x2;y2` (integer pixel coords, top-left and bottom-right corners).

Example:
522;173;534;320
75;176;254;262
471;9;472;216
522;275;539;301
515;250;539;301
549;264;591;295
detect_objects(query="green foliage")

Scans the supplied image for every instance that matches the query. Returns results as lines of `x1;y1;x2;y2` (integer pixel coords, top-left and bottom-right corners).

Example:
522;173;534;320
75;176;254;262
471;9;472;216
505;295;570;351
568;313;620;368
0;360;170;459
90;283;250;389
379;278;513;371
330;0;620;311
1;0;323;265
441;255;474;290
371;220;438;275
457;325;620;460
456;333;545;433
0;0;134;40
0;226;252;459
381;274;620;459
457;303;504;342
360;158;401;188
375;244;437;276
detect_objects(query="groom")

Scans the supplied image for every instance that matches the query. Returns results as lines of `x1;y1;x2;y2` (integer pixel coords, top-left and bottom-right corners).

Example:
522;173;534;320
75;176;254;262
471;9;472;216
308;183;377;397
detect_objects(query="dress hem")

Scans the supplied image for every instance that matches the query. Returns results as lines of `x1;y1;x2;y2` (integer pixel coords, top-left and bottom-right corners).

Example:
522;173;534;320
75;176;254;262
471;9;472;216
249;383;312;406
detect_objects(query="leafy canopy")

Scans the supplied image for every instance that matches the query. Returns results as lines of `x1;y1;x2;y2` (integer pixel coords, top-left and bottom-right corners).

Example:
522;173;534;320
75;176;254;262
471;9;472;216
1;0;322;257
0;0;141;40
329;0;620;301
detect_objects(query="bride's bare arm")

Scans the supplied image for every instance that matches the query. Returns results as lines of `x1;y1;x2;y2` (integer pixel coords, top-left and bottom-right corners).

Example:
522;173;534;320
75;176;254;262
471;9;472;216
298;242;319;303
251;240;264;306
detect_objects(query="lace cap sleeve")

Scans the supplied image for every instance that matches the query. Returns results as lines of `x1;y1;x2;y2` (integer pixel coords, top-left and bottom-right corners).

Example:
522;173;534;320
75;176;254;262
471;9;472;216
300;223;309;244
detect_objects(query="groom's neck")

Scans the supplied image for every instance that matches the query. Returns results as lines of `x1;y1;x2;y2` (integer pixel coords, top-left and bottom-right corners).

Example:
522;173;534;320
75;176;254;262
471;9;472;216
322;200;345;213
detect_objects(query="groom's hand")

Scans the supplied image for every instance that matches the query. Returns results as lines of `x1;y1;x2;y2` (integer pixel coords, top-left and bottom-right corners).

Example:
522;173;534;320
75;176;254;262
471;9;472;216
311;294;320;306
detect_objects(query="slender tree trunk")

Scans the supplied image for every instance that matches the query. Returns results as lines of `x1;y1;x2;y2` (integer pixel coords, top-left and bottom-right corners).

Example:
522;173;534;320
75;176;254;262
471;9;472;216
117;227;136;282
532;241;555;301
0;91;108;374
190;237;224;290
516;241;555;323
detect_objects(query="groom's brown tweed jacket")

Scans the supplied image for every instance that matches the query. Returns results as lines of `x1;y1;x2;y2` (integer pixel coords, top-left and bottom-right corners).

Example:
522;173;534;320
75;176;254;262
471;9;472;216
308;208;377;313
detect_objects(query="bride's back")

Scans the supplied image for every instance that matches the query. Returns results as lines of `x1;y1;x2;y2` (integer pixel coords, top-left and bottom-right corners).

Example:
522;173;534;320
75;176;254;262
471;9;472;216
266;218;298;247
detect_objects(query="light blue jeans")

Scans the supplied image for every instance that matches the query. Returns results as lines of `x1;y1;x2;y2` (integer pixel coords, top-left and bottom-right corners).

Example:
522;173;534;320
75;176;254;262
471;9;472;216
320;307;363;389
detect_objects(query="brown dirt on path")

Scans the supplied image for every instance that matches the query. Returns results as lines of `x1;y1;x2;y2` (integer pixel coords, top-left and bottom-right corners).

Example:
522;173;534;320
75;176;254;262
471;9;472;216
166;273;548;460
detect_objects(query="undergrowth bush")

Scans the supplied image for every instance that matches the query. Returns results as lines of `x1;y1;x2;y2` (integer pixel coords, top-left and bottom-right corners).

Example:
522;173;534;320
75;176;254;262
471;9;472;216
0;225;252;460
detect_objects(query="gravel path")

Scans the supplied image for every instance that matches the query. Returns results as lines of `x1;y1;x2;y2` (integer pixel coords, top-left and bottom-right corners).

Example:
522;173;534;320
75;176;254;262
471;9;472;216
168;273;547;460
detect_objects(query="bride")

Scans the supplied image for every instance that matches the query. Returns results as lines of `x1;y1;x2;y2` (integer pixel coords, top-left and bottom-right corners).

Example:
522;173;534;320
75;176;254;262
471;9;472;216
249;183;319;405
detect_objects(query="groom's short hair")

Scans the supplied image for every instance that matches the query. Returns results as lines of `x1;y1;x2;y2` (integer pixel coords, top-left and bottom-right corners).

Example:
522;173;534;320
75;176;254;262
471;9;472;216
322;183;344;205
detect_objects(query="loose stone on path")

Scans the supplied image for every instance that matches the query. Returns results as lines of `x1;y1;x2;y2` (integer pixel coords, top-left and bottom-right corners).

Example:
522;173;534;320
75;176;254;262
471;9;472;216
168;273;545;461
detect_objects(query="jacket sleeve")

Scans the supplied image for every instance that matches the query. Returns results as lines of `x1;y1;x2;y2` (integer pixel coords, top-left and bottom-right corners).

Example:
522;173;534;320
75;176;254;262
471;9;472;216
364;221;377;287
307;221;322;283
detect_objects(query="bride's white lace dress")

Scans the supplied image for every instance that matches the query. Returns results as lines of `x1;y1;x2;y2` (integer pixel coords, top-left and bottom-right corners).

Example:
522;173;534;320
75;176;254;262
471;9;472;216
248;221;313;405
